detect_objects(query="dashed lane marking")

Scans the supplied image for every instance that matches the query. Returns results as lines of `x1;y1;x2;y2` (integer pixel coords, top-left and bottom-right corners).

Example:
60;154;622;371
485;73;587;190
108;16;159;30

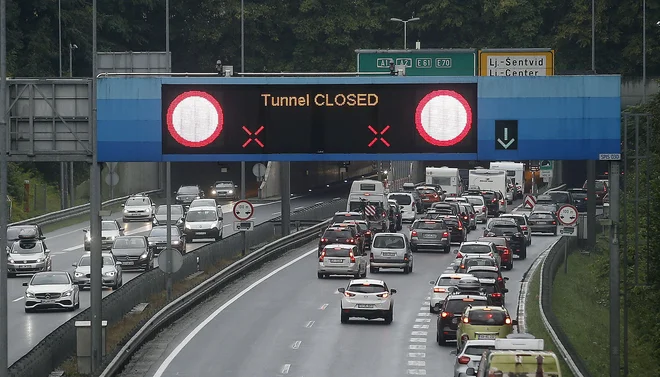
305;321;315;328
415;318;431;323
408;360;426;367
413;324;429;329
281;364;291;374
407;369;427;375
417;312;431;317
291;341;301;350
423;301;430;305
409;338;427;343
408;353;426;358
411;331;428;336
319;303;328;310
408;345;426;350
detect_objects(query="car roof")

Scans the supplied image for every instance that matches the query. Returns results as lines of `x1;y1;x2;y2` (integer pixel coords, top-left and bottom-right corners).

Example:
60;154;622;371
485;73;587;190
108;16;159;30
447;293;488;300
81;252;114;257
461;241;492;246
438;273;473;281
334;211;362;215
33;271;68;277
500;213;524;218
531;211;555;215
349;278;386;285
373;232;403;237
462;339;497;347
462;254;495;260
187;206;218;211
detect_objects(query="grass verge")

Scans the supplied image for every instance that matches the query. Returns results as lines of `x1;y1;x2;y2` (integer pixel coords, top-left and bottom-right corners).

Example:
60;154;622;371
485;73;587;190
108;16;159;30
525;266;574;377
552;251;660;377
57;253;242;376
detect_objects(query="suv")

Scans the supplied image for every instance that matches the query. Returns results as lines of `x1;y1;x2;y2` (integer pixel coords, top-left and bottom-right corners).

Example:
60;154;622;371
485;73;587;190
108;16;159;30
442;215;467;244
568;188;588;212
7;228;52;277
338;279;396;324
175;185;204;207
485;221;527;259
416;186;442;208
499;213;531;246
183;206;224;242
209;181;238;200
122;194;156;222
583;179;609;204
456;306;516;351
370;232;413;274
463;196;487;223
436;288;488;345
477;237;513;270
318;244;367;279
454;241;499;267
318;226;362;255
410;219;451;253
546;190;574;206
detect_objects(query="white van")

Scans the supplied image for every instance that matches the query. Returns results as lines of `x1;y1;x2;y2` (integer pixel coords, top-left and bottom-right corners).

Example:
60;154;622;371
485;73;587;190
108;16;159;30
388;192;417;223
468;169;508;212
347;179;389;232
489;162;524;198
426;167;463;197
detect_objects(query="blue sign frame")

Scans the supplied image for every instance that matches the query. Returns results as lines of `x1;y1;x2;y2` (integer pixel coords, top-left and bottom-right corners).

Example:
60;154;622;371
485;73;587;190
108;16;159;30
97;75;621;162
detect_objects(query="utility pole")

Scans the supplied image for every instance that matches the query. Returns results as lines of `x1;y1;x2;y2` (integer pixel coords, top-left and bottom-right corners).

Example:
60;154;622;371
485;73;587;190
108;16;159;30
609;161;620;377
0;0;10;372
240;0;246;200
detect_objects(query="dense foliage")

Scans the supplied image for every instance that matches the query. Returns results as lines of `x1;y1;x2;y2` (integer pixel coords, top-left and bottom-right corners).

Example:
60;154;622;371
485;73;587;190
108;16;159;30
6;0;660;76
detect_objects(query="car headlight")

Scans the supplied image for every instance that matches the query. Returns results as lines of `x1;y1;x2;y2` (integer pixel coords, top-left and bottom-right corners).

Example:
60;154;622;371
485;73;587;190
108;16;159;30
25;291;35;298
184;223;191;229
74;272;84;278
104;271;116;277
146;208;152;213
123;209;129;214
172;240;180;245
228;190;233;194
62;289;73;297
8;258;14;263
36;258;43;263
140;252;148;259
211;190;216;195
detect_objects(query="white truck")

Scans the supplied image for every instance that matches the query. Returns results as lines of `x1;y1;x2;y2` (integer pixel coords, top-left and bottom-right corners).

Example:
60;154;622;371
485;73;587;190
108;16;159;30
489;161;524;199
347;179;389;232
425;167;463;197
468;169;508;212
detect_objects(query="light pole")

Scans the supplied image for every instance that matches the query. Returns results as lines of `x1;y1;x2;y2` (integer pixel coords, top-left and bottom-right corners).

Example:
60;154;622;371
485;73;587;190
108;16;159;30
389;17;420;49
591;0;595;72
69;43;77;77
240;0;246;200
58;0;62;77
642;0;647;103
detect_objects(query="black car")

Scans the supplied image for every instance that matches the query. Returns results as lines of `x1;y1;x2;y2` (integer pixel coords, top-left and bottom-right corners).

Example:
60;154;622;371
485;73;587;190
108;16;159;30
174;185;204;207
486;222;527;259
318;226;361;256
567;188;588;212
441;215;467;243
147;225;186;255
436;293;488;345
480;190;500;217
432;202;459;215
111;236;153;271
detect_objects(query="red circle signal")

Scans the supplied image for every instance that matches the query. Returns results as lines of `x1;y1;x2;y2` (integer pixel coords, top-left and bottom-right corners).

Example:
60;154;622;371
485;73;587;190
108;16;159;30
414;90;473;147
166;91;224;147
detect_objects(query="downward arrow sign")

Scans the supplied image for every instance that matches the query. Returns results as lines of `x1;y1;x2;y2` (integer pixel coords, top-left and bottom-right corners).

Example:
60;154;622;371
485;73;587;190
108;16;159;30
497;138;515;149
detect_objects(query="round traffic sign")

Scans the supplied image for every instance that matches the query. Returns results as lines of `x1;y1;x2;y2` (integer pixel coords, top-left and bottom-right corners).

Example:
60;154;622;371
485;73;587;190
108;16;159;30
233;200;254;221
557;204;579;226
157;248;184;274
414;90;473;147
252;163;267;178
166;91;224;148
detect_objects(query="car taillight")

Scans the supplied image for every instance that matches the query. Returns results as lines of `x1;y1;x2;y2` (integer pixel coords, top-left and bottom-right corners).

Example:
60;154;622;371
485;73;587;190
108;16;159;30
377;292;389;298
491;293;502;298
552;221;556;225
434;287;446;293
459;265;465;270
344;291;355;297
482;206;486;212
503;248;511;255
497;276;503;281
505;317;512;325
319;251;326;262
404;253;410;261
349;251;356;263
441;311;451;318
347;238;355;243
411;230;418;237
366;230;371;235
492;198;497;203
370;253;374;261
443;231;449;237
500;200;504;204
521;225;527;230
321;238;328;243
458;356;471;364
456;251;463;258
433;193;438;198
463;216;468;220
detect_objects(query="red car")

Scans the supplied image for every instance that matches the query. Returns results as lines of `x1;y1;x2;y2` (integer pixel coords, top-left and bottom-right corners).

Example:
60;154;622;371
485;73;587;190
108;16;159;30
416;186;442;209
477;236;513;270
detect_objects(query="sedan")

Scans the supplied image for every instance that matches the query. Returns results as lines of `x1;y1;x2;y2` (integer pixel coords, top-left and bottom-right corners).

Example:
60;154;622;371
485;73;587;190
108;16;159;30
72;252;123;290
111;236;154;270
23;271;80;312
153;204;185;226
147;225;186;255
528;211;558;235
568;188;588;213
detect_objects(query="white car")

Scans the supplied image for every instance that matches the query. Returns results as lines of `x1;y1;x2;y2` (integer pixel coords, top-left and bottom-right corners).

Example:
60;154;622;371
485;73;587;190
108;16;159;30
318;244;367;279
388;192;417;223
370;232;413;274
23;271;80;313
338;279;396;324
453;241;500;268
429;273;473;312
454;339;496;377
122;194;156;222
463;196;488;223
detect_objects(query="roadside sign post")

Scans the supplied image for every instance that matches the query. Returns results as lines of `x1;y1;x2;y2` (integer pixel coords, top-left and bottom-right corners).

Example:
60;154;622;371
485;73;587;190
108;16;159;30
523;195;537;209
478;48;554;76
557;204;579;273
233;200;254;256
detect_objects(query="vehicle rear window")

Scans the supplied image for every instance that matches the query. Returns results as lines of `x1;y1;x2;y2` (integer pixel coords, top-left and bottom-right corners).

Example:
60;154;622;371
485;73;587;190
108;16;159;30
373;235;405;248
548;192;570;204
444;218;459;226
481;192;495;201
468;310;507;325
324;247;352;257
534;205;557;212
478;238;506;246
6;226;34;240
465;258;496;268
469;270;499;280
481;284;497;294
465;197;484;206
464;345;495;356
413;221;444;230
323;229;352;239
438;277;462;286
595;181;606;190
347;284;386;293
102;222;118;231
530;213;554;219
445;298;486;314
389;194;412;205
418;188;436;195
333;214;359;223
501;216;524;226
460;245;491;254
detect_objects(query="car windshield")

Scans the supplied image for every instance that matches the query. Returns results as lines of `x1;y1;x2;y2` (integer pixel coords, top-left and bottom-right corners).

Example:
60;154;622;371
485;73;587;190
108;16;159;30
501;216;524;226
463;345;495;356
465;258;496;268
460;244;491;254
548;192;570;204
125;197;150;206
481;192;496;201
186;210;217;222
530;213;555;220
324;247;353;257
389;194;412;205
113;237;146;249
31;273;70;285
6;226;34;240
465;197;484;206
534;204;557;212
437;276;462;286
469;270;499;280
445;298;486;314
468;310;507;325
102;222;118;231
78;256;115;266
347;283;386;294
149;227;179;237
177;186;199;194
430;177;452;186
156;205;183;215
373;235;405;249
443;218;459;226
12;240;43;254
323;229;353;239
413;221;444;230
215;182;233;188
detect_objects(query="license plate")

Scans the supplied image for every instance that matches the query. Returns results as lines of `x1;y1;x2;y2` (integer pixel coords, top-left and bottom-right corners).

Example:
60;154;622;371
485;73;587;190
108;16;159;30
156;246;165;249
122;261;134;265
382;252;396;257
423;234;438;238
357;304;374;308
477;334;497;340
195;232;206;235
330;259;343;263
539;222;550;225
19;265;31;269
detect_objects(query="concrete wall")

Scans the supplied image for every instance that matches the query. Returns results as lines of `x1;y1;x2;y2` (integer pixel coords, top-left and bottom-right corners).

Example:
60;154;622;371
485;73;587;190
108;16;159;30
259;162;280;198
621;77;660;108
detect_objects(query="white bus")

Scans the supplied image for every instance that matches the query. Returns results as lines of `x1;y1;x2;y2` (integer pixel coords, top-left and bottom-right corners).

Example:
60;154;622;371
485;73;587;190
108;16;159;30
489;161;524;198
347;179;389;231
468;169;509;212
425;167;463;197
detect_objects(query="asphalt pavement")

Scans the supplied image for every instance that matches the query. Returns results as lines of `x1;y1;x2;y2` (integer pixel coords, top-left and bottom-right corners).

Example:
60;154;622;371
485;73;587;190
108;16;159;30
117;199;563;377
7;193;335;365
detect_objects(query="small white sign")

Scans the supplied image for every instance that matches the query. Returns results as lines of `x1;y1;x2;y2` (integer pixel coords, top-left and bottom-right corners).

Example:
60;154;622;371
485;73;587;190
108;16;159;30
233;221;254;232
558;226;577;237
540;170;553;180
599;153;621;161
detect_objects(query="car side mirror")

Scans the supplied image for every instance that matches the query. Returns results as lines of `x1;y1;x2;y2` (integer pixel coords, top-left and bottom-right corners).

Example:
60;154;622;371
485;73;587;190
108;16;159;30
121;204;125;207
82;229;88;233
504;277;509;281
45;249;50;254
116;261;122;265
119;228;124;232
72;263;77;267
429;280;435;285
512;319;518;325
22;282;28;286
337;288;345;293
465;368;476;376
503;288;509;293
390;289;397;294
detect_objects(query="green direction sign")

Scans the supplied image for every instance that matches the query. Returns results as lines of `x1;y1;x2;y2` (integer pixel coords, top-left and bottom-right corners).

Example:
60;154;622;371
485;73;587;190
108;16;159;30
540;160;553;171
356;49;476;76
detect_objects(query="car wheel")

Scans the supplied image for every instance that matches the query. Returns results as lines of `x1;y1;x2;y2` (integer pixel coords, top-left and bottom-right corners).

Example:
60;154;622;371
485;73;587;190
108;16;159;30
437;331;446;346
429;305;436;313
403;265;410;274
384;308;393;324
341;312;349;324
444;246;451;254
370;267;378;273
24;308;33;313
508;262;514;270
317;272;324;279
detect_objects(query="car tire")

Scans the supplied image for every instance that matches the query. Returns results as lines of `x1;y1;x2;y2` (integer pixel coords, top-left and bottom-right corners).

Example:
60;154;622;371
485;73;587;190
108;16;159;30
520;249;527;260
370;267;378;273
384;308;393;324
507;262;514;270
341;312;349;324
437;331;446;346
403;265;411;274
317;272;324;279
444;246;451;254
429;305;436;313
24;308;33;313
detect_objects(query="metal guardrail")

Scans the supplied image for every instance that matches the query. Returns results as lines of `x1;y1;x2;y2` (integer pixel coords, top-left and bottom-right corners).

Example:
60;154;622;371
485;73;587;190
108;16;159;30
8;190;162;227
99;217;331;377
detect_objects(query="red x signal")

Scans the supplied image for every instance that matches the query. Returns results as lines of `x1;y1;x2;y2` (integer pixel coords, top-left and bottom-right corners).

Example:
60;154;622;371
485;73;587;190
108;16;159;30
368;125;391;147
242;126;265;148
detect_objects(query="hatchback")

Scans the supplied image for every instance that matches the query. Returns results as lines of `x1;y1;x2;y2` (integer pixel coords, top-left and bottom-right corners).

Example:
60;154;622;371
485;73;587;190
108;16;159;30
369;233;413;274
338;279;396;324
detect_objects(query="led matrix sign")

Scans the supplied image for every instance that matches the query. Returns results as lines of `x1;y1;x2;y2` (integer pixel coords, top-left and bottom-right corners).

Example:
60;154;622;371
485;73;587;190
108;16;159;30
161;83;478;155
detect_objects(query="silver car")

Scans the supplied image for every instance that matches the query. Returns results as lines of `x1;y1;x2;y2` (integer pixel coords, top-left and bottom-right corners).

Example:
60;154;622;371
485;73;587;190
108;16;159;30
83;219;124;251
429;273;473;312
153;204;185;226
454;339;495;377
369;233;413;274
210;181;238;200
72;252;123;290
122;195;156;222
7;236;52;278
23;271;80;312
409;219;451;253
317;244;367;279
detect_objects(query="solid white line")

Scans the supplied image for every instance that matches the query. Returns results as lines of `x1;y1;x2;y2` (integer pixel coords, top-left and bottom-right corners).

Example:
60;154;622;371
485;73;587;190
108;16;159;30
305;321;315;328
152;248;317;377
315;201;324;206
319;303;328;310
223;224;232;228
408;345;426;350
272;212;281;216
294;206;304;210
411;331;427;336
62;245;83;252
291;340;301;350
12;297;24;302
281;364;291;374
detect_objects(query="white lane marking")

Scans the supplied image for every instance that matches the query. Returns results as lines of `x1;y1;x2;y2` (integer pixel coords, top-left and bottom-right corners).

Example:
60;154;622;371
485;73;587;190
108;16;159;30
319;303;328;310
411;331;428;336
415;318;431;323
272;212;281;216
417;312;431;317
294;206;304;210
152;247;317;377
413;324;429;329
222;224;231;228
333;197;340;200
291;341;301;350
425;296;430;300
409;345;426;350
281;364;291;374
408;352;426;358
419;307;427;311
315;201;324;206
407;369;427;375
305;321;315;328
423;301;430;305
63;245;83;252
50;251;65;256
12;297;24;302
408;360;426;367
410;338;427;343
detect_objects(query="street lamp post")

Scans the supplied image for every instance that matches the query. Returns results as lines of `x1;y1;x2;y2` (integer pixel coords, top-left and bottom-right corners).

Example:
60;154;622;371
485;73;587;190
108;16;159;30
642;0;647;103
58;0;62;77
389;17;420;49
69;43;77;77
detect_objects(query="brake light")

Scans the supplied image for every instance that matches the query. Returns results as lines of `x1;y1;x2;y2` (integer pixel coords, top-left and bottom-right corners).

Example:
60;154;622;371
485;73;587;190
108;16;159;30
497;276;503;281
503;248;511;255
552;221;556;225
321;238;328;243
491;293;502;298
377;292;389;298
521;225;528;230
457;221;463;230
505;317;512;325
462;317;469;323
411;230;418;237
433;193;438;198
370;253;374;261
463;216;468;220
366;230;371;235
459;265;465;270
347;238;355;243
500;200;504;204
482;206;486;212
443;231;449;238
433;287;446;293
456;251;463;258
344;291;355;297
319;251;326;262
441;311;451;318
492;198;497;203
458;356;471;364
349;251;356;263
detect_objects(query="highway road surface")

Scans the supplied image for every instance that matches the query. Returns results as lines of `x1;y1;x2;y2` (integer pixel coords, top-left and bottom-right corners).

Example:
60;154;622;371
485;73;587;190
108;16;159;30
116;199;562;377
7;192;337;365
